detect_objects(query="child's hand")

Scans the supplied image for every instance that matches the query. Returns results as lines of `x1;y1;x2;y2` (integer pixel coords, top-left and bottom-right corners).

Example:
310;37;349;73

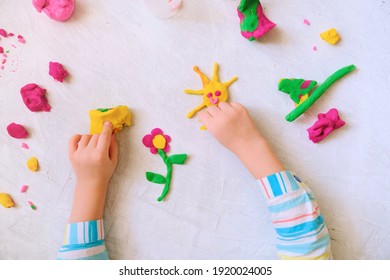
68;121;119;223
198;102;263;156
198;102;284;179
69;121;119;188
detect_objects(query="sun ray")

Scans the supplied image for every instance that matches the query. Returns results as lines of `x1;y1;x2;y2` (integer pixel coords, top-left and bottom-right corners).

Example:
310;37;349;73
184;89;204;95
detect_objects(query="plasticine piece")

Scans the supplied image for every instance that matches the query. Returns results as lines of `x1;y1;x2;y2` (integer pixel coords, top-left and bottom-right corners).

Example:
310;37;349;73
0;193;15;208
142;128;188;202
32;0;75;22
303;19;310;26
49;61;68;82
237;0;276;41
89;105;132;134
284;65;357;122
28;201;37;210
21;143;30;149
20;83;51;112
320;28;340;45
184;63;237;122
307;108;345;143
27;157;39;172
0;47;4;53
0;29;7;37
278;79;317;106
20;185;29;193
17;35;26;44
7;123;29;139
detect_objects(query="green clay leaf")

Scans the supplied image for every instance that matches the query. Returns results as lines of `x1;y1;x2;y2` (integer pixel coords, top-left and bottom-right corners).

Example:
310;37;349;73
167;154;188;165
146;172;166;184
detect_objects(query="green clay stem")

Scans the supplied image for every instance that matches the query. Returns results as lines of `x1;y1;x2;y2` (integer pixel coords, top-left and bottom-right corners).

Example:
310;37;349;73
157;149;173;202
285;64;356;122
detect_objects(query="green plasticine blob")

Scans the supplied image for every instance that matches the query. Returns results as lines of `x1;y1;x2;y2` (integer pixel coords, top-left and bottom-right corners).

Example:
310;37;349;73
285;65;357;122
278;79;317;105
237;0;276;41
238;0;260;33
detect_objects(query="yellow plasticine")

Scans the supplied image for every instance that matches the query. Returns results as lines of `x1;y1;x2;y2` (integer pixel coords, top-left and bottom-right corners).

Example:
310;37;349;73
152;135;166;149
320;28;340;45
89;105;132;134
27;157;39;172
0;193;15;208
184;63;238;119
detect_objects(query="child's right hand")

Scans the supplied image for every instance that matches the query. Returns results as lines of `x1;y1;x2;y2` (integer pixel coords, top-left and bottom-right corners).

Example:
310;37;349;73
198;102;284;179
198;102;264;156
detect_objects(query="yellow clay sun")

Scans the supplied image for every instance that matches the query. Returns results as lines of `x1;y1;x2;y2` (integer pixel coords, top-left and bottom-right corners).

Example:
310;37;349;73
184;63;238;119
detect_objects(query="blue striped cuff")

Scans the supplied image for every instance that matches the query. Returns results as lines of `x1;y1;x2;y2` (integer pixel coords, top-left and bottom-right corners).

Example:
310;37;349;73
257;170;304;199
63;219;105;246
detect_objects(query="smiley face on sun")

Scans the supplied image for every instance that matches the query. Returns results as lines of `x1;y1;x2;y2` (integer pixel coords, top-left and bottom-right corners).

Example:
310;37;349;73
184;63;238;119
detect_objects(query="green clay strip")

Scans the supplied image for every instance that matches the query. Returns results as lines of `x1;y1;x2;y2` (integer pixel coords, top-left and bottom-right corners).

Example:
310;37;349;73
157;149;172;202
285;64;356;122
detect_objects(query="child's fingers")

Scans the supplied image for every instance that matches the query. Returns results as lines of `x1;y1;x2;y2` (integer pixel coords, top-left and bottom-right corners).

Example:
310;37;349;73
109;135;119;163
198;110;212;124
207;105;221;117
230;102;245;111
89;134;99;147
78;134;92;148
218;102;234;112
97;121;113;152
68;134;82;153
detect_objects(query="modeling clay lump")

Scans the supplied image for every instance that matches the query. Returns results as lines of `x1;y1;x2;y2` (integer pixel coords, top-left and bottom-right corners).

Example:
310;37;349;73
0;193;15;208
320;28;340;45
27;157;39;172
49;61;68;82
7;123;29;139
307;108;345;143
20;83;51;112
89;105;132;134
237;0;276;41
32;0;75;22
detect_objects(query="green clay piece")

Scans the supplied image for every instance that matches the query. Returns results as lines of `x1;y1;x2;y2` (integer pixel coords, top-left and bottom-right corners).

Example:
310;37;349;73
97;108;111;112
278;79;317;104
237;0;276;41
285;64;357;122
146;149;187;202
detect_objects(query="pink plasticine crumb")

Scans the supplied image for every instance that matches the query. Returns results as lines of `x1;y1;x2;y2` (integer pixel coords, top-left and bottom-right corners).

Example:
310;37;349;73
28;200;37;210
0;29;7;37
0;47;3;53
8;33;14;37
303;19;310;26
1;66;4;70
2;59;6;65
17;35;26;44
20;185;29;193
49;61;69;82
21;143;30;149
20;83;52;112
313;45;317;51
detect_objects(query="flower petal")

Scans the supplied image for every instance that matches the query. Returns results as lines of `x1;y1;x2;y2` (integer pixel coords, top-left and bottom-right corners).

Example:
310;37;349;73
151;128;163;136
164;134;171;143
142;134;153;148
150;146;158;154
163;144;170;153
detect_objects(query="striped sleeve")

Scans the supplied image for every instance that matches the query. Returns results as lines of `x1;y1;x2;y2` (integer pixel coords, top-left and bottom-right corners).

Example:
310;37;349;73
257;170;332;260
57;219;109;260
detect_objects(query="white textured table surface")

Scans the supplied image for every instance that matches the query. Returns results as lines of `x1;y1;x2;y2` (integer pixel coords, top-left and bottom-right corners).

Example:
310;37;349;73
1;0;389;260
